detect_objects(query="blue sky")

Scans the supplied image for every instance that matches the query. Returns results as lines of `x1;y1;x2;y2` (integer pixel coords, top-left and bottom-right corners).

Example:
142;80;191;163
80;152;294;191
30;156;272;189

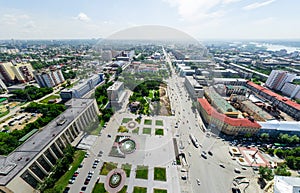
0;0;299;40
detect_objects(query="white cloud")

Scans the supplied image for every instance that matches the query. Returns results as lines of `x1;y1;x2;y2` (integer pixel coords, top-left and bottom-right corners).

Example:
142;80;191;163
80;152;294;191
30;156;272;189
222;0;242;4
243;0;276;10
1;13;30;25
75;12;91;22
163;0;239;22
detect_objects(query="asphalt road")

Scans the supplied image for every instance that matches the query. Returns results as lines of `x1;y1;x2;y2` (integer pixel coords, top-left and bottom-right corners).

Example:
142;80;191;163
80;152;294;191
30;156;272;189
165;59;255;193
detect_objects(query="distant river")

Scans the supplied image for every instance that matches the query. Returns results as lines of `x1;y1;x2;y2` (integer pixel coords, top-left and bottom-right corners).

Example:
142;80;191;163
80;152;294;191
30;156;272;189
255;43;300;53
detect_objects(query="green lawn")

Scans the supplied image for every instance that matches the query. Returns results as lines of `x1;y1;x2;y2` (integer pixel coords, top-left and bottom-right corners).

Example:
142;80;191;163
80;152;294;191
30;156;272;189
118;126;129;133
122;118;132;124
143;128;151;135
154;167;167;181
144;119;152;125
135;117;141;124
91;120;105;135
121;163;132;177
154;189;167;193
155;120;163;126
100;162;118;175
51;150;85;192
92;183;127;193
40;95;60;103
136;165;148;179
133;186;147;193
132;127;139;134
92;183;106;193
155;129;164;136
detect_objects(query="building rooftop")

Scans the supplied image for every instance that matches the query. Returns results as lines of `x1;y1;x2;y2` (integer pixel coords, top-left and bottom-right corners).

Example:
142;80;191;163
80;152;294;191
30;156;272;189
205;87;238;114
198;98;261;128
258;120;300;132
107;81;123;91
274;175;300;193
247;81;300;111
241;100;273;120
0;98;94;186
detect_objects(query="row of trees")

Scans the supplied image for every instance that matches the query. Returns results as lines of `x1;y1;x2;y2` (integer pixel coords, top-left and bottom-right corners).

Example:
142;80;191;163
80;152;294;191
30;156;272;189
94;82;114;123
260;133;300;145
0;103;66;155
259;165;291;181
11;86;53;101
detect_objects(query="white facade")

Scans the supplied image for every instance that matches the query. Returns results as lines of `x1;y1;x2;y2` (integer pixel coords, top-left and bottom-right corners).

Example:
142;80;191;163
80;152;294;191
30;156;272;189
266;70;297;91
281;82;300;99
34;69;65;88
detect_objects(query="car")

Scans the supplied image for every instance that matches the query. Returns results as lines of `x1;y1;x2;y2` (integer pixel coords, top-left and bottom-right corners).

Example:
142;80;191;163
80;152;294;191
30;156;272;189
95;159;100;163
202;151;206;155
68;179;75;184
241;167;247;170
84;180;89;185
107;134;111;138
201;153;207;159
219;163;225;168
79;163;83;168
73;173;78;177
63;187;70;193
81;186;87;191
196;179;201;185
88;171;94;174
92;164;97;169
208;151;213;156
234;168;241;173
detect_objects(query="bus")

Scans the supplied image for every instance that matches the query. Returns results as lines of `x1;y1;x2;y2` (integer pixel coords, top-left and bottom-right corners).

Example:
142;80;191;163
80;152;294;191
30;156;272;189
189;134;199;148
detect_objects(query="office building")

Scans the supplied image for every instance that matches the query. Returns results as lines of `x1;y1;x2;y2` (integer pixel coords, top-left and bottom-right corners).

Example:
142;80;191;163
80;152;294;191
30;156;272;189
265;70;297;91
184;76;204;99
0;98;99;193
107;81;126;110
60;74;104;101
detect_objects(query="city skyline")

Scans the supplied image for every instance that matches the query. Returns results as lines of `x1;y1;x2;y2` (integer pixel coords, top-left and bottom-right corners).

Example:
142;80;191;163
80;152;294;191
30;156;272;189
0;0;300;40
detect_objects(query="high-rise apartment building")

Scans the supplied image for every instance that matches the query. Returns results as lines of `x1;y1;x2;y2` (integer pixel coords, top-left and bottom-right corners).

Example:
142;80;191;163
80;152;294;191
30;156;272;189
0;62;34;84
34;68;65;88
265;70;297;91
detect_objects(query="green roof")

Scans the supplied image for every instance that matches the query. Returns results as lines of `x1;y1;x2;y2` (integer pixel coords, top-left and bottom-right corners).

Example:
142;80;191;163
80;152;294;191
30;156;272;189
18;129;38;142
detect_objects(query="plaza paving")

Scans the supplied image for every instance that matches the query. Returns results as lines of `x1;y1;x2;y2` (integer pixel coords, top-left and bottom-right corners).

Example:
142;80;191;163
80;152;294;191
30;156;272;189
94;112;180;193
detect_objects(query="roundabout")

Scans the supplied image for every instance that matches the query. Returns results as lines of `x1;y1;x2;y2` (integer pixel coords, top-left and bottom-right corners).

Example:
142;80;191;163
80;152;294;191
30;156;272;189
105;168;126;193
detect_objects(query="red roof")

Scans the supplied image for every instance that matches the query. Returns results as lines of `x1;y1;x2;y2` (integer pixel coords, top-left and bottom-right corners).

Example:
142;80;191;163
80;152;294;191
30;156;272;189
247;81;300;111
198;98;261;128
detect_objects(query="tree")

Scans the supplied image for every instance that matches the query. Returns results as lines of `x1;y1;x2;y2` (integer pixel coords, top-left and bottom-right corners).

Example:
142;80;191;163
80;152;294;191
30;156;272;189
274;165;291;176
260;133;269;141
258;166;274;181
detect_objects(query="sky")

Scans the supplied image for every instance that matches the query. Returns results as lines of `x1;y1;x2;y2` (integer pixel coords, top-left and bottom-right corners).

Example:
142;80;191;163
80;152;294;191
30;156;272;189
0;0;299;40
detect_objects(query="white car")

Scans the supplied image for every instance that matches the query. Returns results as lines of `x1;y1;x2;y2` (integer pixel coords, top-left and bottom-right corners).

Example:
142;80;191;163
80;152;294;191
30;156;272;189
196;179;201;185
